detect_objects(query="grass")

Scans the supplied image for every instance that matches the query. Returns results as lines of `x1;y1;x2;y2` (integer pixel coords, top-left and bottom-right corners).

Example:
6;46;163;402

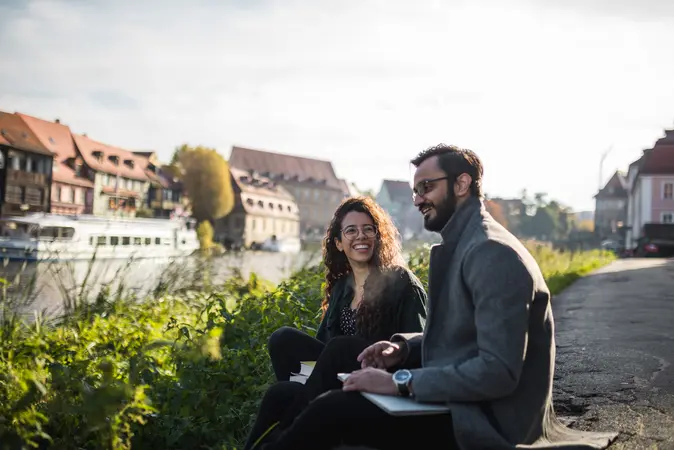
526;244;616;294
0;244;616;449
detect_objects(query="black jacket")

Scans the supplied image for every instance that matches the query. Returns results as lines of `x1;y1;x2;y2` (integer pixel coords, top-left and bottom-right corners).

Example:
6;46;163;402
315;265;427;344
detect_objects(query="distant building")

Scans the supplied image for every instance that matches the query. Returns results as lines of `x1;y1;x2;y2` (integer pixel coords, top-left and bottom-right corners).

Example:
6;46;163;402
18;114;97;216
487;197;526;234
72;133;150;218
229;146;343;240
376;179;422;239
134;151;188;218
625;128;674;249
215;167;300;249
0;112;54;216
594;171;627;240
338;179;361;198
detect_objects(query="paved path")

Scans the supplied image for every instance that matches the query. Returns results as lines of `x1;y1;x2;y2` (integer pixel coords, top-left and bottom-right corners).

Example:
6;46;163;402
553;258;674;449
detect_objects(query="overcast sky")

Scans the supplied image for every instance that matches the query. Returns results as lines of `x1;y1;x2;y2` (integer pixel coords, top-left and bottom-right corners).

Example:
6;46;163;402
2;0;673;211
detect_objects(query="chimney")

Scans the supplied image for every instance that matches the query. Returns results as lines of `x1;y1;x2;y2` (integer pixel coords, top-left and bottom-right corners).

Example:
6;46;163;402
55;118;60;124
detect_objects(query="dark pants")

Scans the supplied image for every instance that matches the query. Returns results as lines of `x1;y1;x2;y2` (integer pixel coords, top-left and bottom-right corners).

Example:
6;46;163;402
268;326;325;381
259;389;457;450
246;335;371;450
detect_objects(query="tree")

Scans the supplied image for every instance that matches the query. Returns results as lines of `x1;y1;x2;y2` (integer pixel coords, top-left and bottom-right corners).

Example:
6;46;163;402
484;199;508;229
197;220;214;250
576;219;594;232
172;144;234;222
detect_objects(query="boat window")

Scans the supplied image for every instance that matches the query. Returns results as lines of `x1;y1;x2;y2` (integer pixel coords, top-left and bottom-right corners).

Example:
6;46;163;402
133;237;142;245
122;237;130;245
38;226;75;241
144;237;151;245
0;221;34;239
38;227;57;240
111;236;119;246
163;238;171;245
155;237;161;245
97;236;106;246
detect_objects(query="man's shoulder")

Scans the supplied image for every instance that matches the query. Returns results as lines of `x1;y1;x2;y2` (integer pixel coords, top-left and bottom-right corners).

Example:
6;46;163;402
462;217;528;265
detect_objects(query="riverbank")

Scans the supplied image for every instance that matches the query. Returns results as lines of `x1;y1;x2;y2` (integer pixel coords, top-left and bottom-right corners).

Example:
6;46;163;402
0;245;616;449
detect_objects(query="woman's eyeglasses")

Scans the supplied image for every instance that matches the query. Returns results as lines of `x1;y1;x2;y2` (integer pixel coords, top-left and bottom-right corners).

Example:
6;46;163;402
341;224;377;240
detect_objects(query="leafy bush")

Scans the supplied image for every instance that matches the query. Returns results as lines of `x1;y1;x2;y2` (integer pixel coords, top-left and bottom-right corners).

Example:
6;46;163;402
0;246;614;449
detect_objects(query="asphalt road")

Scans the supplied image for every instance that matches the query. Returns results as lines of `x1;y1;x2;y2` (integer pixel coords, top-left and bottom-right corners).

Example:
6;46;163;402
553;257;674;449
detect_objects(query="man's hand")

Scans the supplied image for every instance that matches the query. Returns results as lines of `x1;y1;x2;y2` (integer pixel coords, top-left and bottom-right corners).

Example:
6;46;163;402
357;340;406;369
342;367;398;395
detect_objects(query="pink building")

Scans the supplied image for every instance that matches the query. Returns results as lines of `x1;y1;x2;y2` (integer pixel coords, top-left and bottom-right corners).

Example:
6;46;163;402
625;129;674;249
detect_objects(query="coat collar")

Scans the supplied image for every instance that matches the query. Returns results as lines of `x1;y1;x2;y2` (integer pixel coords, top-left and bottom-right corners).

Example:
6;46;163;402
438;195;483;252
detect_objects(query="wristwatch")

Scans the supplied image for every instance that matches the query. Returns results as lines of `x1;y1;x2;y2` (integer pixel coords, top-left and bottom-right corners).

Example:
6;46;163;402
392;369;413;397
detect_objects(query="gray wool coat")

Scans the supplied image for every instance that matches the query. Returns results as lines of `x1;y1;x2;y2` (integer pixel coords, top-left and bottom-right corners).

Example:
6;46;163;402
392;197;618;450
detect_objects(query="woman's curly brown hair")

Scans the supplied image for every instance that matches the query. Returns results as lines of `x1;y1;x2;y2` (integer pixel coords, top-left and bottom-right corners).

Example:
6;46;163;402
320;196;406;340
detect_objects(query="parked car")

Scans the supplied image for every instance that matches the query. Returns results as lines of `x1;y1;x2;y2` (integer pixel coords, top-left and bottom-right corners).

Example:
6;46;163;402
634;223;674;257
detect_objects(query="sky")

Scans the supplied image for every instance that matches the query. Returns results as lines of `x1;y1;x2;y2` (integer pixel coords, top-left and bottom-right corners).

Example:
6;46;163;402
1;0;674;212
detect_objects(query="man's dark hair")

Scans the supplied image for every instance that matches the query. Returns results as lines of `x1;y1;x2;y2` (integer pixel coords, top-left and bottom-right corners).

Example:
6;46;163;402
411;144;484;197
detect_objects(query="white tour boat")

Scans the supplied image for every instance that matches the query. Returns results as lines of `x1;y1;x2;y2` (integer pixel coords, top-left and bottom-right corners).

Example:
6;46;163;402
0;213;200;261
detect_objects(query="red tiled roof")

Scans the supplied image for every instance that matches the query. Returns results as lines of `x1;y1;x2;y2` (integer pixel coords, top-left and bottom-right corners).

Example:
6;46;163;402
133;152;182;190
16;113;94;188
0;111;53;156
17;113;76;158
230;167;299;218
230;167;295;201
640;144;674;176
381;179;413;203
229;146;342;190
72;133;149;181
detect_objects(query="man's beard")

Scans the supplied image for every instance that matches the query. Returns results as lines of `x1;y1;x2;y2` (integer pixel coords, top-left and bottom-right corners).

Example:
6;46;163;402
421;189;457;232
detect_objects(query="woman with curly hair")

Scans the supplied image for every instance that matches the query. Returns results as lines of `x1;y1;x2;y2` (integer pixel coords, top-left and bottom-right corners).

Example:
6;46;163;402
268;195;427;380
244;196;427;450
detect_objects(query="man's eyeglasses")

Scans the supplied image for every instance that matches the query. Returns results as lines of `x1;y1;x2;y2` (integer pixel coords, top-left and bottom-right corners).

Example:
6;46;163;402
341;224;377;240
413;176;449;198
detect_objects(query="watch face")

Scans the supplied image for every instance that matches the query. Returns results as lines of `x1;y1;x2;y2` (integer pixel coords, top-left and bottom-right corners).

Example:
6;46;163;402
394;370;411;383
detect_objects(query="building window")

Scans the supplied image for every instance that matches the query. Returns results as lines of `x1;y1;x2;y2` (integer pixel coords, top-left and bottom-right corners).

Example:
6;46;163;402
663;213;673;224
664;183;673;200
6;186;23;203
76;188;85;205
25;188;42;205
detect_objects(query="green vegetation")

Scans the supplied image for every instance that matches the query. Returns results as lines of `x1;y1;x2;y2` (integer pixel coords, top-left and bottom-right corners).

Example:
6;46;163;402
169;144;235;222
0;245;615;449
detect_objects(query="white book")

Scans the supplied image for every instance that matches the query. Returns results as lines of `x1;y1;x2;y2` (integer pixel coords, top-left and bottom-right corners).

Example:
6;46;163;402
289;361;316;384
337;373;451;416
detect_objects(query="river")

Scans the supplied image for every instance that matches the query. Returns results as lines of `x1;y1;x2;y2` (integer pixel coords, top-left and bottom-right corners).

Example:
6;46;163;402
0;250;321;318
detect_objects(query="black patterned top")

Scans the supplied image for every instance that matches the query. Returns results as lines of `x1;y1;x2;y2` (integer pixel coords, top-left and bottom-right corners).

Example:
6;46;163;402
339;305;357;336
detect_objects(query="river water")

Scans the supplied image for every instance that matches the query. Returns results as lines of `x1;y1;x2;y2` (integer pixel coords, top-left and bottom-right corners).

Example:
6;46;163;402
0;250;321;318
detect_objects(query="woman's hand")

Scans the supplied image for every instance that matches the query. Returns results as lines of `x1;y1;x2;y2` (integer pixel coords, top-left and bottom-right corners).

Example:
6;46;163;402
357;340;406;369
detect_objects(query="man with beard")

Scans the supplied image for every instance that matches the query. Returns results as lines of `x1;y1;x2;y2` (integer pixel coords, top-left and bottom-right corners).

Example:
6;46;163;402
255;145;617;450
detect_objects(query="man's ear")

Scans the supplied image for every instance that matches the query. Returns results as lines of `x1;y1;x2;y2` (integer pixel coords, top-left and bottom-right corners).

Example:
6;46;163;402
454;173;472;197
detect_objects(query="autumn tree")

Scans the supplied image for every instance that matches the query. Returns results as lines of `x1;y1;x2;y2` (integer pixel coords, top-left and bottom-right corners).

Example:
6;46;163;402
171;144;234;222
